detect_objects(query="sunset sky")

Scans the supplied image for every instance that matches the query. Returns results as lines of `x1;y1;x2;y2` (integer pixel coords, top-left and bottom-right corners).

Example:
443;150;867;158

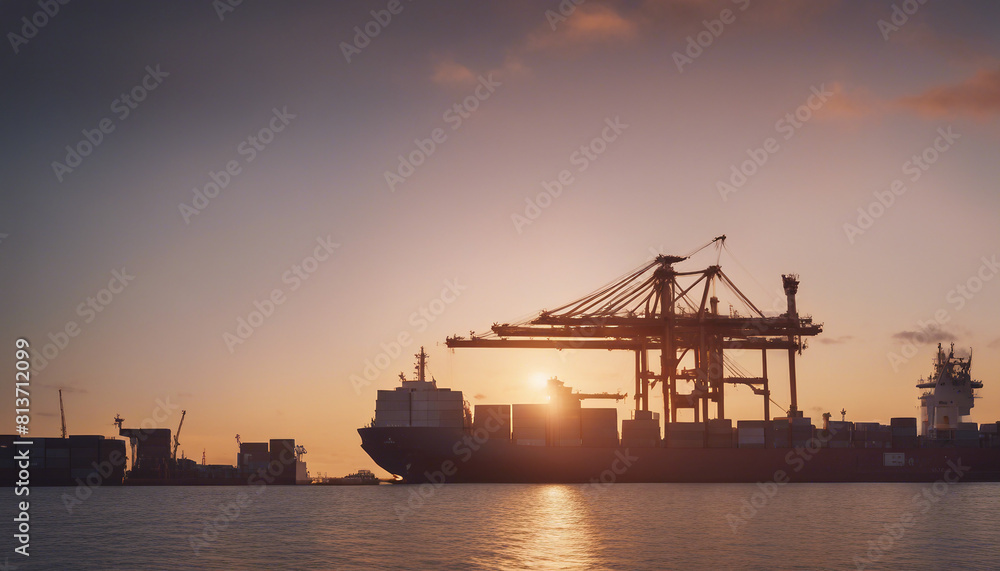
2;0;999;477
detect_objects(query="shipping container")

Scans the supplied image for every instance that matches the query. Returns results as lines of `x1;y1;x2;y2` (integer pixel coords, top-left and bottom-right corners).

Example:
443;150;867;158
474;405;511;439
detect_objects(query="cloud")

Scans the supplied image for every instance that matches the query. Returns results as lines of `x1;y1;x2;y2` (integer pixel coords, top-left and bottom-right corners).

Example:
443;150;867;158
431;59;478;87
892;324;956;345
814;82;882;121
817;335;853;345
896;67;1000;118
474;393;486;400
988;337;1000;350
526;4;638;52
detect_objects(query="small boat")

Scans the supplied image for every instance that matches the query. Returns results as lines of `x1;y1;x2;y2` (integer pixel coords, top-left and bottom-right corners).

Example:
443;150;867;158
315;469;380;485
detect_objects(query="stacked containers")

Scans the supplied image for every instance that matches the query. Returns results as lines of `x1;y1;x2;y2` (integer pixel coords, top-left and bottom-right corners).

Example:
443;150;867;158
852;422;878;448
98;439;127;484
981;423;1000;448
239;442;270;475
375;389;410;427
707;419;734;448
69;435;103;481
268;438;296;483
411;389;465;428
890;418;918;448
138;429;172;470
45;438;70;470
667;422;704;448
737;420;766;449
513;404;547;446
622;417;660;448
580;408;618;447
955;422;980;448
550;401;582;446
825;421;853;448
473;405;511;439
435;390;465;428
770;418;813;448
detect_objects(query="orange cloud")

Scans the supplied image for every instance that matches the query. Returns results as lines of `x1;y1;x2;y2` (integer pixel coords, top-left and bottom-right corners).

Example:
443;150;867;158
896;67;1000;118
525;4;638;52
430;59;478;87
814;82;882;121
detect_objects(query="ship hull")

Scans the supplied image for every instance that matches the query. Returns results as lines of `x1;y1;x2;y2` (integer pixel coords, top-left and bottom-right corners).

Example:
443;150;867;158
359;427;1000;484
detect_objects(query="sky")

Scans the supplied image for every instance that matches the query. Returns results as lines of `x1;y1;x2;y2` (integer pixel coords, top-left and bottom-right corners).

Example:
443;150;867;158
1;0;999;478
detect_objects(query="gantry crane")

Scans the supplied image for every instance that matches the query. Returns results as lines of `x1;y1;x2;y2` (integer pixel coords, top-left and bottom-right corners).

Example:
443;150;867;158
59;389;67;438
172;410;186;461
446;237;823;425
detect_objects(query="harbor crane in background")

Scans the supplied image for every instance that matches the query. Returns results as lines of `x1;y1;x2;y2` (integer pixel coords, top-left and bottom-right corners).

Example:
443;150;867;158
59;389;68;438
446;236;823;425
172;410;186;461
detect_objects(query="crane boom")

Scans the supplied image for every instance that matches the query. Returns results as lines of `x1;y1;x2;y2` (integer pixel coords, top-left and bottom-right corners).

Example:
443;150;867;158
172;410;187;461
59;389;67;438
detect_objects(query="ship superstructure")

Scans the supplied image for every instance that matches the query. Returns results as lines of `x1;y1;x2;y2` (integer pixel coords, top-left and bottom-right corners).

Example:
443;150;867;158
917;344;983;438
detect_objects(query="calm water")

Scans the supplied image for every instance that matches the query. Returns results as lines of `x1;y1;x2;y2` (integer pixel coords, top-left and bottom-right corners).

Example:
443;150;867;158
7;483;999;570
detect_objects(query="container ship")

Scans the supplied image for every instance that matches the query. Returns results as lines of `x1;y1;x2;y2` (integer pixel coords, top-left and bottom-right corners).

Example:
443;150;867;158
358;239;1000;483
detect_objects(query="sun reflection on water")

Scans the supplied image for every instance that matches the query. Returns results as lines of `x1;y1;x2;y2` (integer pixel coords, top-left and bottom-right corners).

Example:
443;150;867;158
473;485;603;570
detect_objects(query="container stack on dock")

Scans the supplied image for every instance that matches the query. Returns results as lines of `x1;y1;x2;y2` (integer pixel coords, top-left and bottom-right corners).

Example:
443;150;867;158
0;435;126;487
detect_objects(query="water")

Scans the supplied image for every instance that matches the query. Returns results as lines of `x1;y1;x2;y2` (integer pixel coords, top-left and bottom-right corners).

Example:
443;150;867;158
8;483;1000;570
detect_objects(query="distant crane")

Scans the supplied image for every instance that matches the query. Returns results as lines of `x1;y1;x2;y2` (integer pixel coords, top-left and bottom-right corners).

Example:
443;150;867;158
58;389;68;438
172;410;187;461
